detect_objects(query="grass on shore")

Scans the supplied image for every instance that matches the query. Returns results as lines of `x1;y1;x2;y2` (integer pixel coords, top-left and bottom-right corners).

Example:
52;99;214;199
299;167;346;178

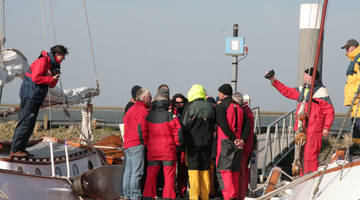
0;121;120;142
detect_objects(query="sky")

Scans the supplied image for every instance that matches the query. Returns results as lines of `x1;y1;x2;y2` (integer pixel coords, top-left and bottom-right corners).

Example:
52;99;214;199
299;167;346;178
2;0;360;113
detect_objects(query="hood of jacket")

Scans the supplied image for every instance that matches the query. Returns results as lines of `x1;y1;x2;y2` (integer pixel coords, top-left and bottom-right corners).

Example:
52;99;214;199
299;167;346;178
151;100;170;111
187;84;206;102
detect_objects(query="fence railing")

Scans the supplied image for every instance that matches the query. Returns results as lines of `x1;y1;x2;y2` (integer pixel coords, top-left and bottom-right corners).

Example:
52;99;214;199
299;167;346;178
261;109;296;181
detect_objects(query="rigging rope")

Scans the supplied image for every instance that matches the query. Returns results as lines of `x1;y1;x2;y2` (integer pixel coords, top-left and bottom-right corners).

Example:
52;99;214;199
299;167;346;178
49;0;57;44
312;81;360;198
81;0;100;92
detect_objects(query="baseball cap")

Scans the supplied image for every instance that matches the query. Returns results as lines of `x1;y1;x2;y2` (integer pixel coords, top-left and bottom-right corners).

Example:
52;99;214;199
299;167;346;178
341;39;359;50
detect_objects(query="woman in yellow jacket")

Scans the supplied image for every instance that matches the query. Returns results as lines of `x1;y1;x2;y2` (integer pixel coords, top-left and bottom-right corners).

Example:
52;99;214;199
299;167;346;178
342;39;360;145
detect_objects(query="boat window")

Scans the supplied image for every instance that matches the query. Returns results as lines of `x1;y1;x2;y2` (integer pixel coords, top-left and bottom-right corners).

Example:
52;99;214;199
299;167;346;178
88;161;94;170
73;164;79;176
55;167;62;176
17;167;23;173
35;168;41;175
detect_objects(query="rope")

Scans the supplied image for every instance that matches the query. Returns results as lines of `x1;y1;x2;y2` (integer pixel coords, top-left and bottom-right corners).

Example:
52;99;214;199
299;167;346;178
0;188;10;200
49;0;57;44
312;81;360;198
81;0;100;92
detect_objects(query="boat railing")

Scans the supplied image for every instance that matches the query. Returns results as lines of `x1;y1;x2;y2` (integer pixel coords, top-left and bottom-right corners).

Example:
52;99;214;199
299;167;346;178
261;109;296;182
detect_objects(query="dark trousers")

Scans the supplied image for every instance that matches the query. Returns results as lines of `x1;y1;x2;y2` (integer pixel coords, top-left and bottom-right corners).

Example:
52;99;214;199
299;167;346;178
11;99;41;153
352;117;360;138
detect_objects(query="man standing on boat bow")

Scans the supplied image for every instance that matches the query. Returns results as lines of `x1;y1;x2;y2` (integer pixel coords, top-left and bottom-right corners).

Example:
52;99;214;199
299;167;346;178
266;68;334;175
341;39;360;149
10;45;68;158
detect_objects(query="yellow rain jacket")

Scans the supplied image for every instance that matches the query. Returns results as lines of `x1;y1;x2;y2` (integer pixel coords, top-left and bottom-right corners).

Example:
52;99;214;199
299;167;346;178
344;46;360;117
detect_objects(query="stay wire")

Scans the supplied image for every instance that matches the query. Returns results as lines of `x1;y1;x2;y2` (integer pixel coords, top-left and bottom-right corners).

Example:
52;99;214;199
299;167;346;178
49;0;57;44
81;0;100;92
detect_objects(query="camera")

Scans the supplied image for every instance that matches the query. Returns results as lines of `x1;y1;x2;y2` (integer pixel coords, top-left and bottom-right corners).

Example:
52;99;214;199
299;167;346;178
51;67;61;76
264;69;275;79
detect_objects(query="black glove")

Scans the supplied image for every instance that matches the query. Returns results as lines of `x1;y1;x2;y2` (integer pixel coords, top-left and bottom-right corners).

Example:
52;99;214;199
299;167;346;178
264;69;275;79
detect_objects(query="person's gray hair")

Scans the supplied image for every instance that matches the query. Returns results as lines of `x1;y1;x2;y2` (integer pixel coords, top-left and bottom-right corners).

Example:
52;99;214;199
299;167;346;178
232;92;243;104
137;88;150;100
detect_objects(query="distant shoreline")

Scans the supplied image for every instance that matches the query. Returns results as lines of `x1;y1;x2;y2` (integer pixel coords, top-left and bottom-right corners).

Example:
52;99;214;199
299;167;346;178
1;103;347;117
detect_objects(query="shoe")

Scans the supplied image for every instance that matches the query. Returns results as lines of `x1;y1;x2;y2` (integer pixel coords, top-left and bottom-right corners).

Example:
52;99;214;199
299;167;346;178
24;150;35;158
10;151;29;158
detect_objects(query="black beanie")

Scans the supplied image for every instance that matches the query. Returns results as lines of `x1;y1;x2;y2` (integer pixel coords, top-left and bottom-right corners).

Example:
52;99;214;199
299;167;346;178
131;85;141;98
304;67;320;80
218;84;233;96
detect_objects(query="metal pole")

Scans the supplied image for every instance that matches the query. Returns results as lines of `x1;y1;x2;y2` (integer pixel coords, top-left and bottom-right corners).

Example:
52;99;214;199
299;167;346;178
231;24;239;92
0;0;5;105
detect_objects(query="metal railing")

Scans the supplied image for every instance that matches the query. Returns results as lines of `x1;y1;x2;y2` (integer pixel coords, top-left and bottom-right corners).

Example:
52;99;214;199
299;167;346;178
261;109;296;181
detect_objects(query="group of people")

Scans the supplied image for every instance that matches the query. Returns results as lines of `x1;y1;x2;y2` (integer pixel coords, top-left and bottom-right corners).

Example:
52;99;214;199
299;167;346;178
122;83;255;200
121;38;360;199
7;38;360;199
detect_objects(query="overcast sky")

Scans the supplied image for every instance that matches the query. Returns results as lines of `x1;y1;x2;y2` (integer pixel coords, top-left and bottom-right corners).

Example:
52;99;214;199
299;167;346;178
2;0;360;113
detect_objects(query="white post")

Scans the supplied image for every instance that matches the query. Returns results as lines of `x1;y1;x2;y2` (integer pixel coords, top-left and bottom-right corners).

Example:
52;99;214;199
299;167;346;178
80;103;93;144
65;140;70;178
298;3;323;85
50;141;55;177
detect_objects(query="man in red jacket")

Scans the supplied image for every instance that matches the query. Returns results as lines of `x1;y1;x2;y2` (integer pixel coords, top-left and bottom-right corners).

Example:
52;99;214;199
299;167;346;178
11;45;68;158
142;88;181;200
216;84;244;200
266;68;334;174
232;92;255;200
122;87;152;200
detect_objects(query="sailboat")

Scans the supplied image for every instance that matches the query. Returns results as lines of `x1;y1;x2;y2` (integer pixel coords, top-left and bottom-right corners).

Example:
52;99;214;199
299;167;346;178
0;0;124;199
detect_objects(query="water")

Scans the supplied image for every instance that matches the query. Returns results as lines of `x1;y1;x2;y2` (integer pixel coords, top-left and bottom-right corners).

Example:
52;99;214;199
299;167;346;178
0;107;352;133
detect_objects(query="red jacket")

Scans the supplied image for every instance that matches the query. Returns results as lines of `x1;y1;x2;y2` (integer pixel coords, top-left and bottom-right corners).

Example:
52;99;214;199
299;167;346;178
26;51;58;88
216;97;244;167
123;101;149;149
272;79;334;133
142;100;181;161
241;103;255;157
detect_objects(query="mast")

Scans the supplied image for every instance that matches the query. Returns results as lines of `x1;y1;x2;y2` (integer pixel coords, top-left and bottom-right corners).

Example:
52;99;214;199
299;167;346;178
305;0;328;130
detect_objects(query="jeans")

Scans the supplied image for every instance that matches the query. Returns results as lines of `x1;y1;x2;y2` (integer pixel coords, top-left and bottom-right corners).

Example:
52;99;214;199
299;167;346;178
123;145;145;199
11;99;41;153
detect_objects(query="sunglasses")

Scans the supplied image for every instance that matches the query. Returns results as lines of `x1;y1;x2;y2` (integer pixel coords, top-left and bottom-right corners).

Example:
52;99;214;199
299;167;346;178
175;101;184;104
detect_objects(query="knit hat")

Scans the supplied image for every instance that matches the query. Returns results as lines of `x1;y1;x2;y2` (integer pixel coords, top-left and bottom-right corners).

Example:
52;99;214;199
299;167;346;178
218;84;233;96
304;67;320;79
156;87;169;100
131;85;141;99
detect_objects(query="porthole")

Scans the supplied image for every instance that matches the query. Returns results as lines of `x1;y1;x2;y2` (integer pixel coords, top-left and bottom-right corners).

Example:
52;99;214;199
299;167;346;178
55;167;62;176
73;164;79;176
88;161;94;170
17;167;23;173
35;168;41;175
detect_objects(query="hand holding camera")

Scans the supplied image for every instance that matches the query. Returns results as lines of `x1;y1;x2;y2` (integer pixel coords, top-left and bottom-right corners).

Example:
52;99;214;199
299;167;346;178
265;69;275;83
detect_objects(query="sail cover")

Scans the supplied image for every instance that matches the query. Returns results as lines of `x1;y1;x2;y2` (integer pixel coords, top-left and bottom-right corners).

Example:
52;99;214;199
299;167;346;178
0;49;29;87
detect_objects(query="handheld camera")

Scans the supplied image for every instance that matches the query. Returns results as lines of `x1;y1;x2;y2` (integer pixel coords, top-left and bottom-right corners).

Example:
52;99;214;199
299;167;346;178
264;69;275;79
